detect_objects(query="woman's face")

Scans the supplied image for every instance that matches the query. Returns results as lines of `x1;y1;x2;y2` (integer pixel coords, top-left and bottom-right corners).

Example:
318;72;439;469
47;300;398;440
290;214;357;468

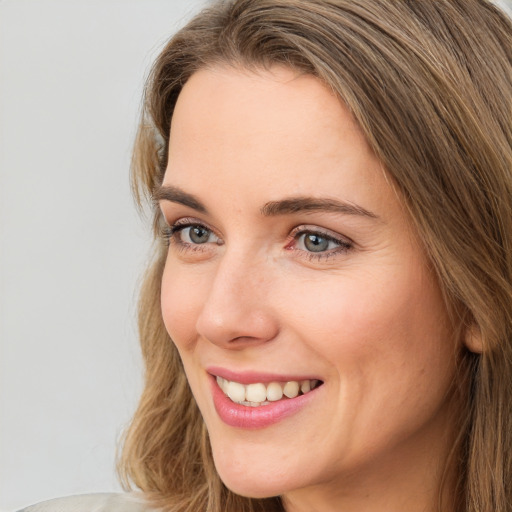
159;65;459;507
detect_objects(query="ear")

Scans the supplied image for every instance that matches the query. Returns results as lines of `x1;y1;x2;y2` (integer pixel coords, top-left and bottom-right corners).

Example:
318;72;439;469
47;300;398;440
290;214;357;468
464;323;483;354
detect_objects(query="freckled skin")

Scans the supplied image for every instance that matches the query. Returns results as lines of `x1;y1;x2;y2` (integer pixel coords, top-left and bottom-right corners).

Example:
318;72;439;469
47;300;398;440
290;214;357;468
159;66;459;512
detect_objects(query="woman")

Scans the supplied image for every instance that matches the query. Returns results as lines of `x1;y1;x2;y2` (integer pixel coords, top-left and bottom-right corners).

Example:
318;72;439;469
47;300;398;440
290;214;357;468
22;0;512;511
119;0;512;510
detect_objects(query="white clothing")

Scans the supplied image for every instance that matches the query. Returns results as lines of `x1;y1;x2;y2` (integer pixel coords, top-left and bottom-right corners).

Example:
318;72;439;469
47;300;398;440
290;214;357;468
18;493;151;512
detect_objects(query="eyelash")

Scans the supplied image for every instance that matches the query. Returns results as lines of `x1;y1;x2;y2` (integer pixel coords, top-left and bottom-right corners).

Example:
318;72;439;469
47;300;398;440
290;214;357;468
160;219;220;254
287;227;353;261
160;218;353;261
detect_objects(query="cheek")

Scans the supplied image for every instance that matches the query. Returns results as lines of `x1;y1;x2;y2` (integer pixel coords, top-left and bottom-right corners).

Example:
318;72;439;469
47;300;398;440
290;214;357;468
282;261;454;388
160;259;205;350
279;264;457;461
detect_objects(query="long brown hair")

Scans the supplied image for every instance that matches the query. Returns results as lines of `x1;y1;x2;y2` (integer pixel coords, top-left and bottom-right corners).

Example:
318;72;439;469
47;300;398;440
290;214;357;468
119;1;512;511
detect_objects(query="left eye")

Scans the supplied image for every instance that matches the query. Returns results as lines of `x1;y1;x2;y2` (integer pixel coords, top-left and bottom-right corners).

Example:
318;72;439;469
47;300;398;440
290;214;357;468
178;225;219;245
295;232;342;253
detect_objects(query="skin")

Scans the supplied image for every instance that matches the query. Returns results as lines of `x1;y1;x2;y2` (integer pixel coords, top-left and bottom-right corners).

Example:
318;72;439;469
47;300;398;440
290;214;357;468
158;65;460;512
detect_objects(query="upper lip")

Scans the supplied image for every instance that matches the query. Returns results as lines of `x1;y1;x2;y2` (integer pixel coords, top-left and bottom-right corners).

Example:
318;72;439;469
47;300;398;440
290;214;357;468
207;366;322;385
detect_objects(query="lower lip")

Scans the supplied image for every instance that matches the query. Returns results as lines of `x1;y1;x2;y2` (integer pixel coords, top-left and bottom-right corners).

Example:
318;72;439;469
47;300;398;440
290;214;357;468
209;375;320;429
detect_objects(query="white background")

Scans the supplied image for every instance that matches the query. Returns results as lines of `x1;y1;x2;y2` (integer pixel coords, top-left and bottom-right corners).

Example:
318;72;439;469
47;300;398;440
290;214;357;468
0;1;205;510
1;1;510;511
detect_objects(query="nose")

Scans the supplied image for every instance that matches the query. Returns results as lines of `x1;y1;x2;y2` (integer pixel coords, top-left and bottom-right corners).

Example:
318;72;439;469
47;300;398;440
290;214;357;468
195;250;279;349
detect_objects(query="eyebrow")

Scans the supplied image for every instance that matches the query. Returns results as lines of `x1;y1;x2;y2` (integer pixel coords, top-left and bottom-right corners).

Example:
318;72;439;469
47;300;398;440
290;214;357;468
260;197;378;219
154;185;378;219
153;185;208;213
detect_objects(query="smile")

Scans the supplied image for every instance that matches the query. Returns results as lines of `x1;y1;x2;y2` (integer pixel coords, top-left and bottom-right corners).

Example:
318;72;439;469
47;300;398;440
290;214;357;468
216;376;321;406
208;369;324;428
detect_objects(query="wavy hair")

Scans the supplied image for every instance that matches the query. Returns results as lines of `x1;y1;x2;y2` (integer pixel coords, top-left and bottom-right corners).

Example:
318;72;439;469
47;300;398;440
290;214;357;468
119;1;512;511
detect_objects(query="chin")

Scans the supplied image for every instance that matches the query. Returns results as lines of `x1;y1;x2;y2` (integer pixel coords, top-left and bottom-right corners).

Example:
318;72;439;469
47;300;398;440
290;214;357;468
217;472;284;500
211;445;294;499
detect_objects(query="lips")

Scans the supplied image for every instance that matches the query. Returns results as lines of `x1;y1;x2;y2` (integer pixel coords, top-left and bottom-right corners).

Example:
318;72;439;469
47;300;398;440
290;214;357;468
208;368;323;429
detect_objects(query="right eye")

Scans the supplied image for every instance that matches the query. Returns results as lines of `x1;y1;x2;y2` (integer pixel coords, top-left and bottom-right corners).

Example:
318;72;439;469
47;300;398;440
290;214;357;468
175;224;219;245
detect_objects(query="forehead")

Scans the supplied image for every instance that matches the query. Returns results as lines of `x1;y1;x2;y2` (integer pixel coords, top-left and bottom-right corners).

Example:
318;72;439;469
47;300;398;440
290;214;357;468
165;65;398;219
169;65;366;164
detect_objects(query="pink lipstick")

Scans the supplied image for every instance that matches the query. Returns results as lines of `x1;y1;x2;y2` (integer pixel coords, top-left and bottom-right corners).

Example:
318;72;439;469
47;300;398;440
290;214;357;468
207;369;323;429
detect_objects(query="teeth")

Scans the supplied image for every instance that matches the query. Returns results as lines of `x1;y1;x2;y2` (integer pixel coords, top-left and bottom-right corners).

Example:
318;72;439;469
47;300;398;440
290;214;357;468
226;380;246;403
283;381;299;398
239;400;271;407
246;383;267;402
300;380;311;394
267;382;283;401
216;376;320;406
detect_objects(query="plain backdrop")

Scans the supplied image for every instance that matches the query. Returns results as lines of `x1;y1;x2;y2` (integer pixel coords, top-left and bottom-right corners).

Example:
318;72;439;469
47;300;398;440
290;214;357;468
0;1;206;510
1;1;511;512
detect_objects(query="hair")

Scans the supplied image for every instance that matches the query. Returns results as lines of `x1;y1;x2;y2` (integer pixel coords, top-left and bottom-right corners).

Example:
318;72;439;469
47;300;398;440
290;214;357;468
118;1;512;511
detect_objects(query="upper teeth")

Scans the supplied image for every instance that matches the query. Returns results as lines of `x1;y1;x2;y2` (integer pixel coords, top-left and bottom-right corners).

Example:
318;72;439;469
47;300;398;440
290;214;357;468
216;376;320;406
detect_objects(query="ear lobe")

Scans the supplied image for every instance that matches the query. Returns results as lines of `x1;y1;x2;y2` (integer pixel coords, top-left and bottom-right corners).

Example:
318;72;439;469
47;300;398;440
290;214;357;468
464;323;483;354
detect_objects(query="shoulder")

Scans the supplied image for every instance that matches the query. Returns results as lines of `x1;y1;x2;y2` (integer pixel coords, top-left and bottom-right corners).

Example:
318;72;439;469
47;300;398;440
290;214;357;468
18;493;153;512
